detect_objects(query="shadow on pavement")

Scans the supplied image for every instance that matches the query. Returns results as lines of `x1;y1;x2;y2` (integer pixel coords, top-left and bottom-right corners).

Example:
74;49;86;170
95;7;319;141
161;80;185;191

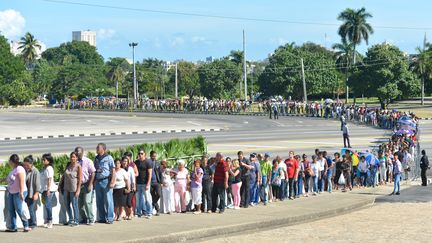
375;184;432;203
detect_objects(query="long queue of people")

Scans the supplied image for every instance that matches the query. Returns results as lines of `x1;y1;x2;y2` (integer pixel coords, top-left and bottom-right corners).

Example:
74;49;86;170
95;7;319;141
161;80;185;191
5;137;429;233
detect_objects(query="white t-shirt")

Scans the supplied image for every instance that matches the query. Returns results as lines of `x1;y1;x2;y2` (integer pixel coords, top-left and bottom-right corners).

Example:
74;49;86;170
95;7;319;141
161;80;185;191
278;162;287;180
41;166;57;192
127;167;135;188
318;159;326;172
114;168;128;189
311;162;320;176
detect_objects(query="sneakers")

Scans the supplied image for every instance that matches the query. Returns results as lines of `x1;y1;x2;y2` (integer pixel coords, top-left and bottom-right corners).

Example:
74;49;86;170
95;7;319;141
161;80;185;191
5;229;17;233
193;211;201;215
145;215;152;219
23;227;32;232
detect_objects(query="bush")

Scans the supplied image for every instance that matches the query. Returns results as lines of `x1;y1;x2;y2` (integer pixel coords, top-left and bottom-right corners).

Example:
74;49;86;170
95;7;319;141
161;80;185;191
0;136;207;183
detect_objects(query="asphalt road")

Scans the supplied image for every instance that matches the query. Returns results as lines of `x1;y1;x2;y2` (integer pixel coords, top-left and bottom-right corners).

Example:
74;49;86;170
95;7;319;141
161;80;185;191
1;109;431;161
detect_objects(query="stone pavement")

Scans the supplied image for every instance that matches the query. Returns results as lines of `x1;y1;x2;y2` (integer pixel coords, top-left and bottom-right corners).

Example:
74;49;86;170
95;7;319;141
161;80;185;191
203;183;432;243
2;187;377;243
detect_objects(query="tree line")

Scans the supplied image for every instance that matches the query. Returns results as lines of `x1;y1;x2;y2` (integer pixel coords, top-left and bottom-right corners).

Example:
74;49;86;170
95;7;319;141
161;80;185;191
0;7;431;108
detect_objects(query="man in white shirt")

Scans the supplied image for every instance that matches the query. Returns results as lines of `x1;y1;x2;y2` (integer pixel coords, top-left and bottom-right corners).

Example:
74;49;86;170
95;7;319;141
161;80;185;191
317;153;326;193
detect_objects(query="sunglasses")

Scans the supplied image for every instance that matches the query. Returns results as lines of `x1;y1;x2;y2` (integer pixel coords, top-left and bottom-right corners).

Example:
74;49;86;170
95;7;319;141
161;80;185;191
138;152;144;155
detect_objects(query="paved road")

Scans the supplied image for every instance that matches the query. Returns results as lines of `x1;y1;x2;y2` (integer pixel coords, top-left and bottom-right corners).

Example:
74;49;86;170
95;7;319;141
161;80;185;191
204;184;432;243
1;109;432;162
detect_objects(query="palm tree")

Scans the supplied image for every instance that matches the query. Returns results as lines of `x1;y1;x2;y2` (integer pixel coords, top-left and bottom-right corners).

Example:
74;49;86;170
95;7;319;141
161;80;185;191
332;40;362;100
410;43;432;105
337;7;374;64
18;32;42;69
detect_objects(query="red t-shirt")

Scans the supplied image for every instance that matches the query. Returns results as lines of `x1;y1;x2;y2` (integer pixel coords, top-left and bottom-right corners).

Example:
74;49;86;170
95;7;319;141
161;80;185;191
285;158;299;179
214;160;228;184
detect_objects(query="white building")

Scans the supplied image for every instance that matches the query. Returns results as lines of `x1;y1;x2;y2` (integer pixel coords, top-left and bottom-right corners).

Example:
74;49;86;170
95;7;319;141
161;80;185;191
72;30;96;47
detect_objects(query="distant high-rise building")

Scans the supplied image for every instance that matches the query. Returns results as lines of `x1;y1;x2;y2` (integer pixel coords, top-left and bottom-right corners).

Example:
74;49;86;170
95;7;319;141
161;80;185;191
72;30;96;47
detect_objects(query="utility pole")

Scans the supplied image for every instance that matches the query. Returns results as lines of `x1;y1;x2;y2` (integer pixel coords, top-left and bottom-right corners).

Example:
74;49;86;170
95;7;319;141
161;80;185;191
175;62;178;99
301;58;307;104
422;32;427;106
243;30;247;100
129;42;138;108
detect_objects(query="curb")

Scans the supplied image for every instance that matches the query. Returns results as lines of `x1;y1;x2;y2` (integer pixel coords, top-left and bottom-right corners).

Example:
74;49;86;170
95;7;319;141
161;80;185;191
132;197;375;243
0;128;224;141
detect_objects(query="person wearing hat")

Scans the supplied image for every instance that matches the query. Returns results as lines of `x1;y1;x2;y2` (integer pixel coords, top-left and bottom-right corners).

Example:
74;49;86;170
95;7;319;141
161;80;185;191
259;153;272;205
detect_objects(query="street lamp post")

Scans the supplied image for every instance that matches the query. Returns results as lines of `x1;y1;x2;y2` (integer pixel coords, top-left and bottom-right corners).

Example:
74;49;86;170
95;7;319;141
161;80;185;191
129;42;138;108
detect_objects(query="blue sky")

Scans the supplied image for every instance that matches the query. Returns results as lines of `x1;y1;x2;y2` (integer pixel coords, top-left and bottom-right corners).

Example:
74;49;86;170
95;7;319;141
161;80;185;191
1;0;431;62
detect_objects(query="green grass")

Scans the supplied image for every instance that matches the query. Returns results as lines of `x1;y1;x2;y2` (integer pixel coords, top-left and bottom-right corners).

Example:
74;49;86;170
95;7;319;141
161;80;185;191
0;136;207;184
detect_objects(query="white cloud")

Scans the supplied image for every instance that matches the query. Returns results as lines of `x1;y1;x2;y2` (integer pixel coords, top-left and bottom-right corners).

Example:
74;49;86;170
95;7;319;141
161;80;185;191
270;37;289;46
0;9;25;39
97;28;116;40
191;36;206;43
191;36;213;45
171;36;185;47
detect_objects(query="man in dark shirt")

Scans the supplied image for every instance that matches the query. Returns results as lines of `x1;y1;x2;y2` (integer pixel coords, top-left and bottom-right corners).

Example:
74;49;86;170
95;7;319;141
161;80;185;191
148;151;163;216
211;152;228;213
420;150;429;186
135;149;153;218
201;155;213;213
238;151;252;208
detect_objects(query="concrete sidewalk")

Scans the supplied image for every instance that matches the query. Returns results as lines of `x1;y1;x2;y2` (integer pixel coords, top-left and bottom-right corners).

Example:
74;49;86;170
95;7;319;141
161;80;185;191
2;190;376;243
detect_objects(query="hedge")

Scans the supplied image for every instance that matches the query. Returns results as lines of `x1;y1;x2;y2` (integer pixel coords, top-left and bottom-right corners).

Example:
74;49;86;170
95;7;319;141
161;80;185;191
0;136;207;184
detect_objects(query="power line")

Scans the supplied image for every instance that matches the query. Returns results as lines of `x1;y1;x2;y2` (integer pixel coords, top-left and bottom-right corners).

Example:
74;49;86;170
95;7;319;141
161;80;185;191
42;0;432;31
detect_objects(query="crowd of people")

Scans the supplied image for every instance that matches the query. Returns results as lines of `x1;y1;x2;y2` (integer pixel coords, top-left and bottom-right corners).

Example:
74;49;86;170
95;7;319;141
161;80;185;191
65;97;414;132
5;131;428;232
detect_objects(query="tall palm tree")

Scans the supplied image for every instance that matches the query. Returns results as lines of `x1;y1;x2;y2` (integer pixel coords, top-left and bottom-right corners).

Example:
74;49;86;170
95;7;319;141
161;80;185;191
18;32;42;69
410;43;432;105
337;7;374;64
333;40;356;100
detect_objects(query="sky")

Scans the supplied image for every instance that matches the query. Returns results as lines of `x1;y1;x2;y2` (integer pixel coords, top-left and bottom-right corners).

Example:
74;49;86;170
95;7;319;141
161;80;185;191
1;0;431;62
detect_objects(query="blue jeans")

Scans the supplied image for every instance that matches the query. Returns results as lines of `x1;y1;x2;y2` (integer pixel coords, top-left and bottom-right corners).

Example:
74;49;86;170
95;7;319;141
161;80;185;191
25;197;37;228
42;191;54;223
327;170;333;193
360;172;368;187
136;184;153;216
394;173;401;193
7;191;29;230
95;178;114;222
280;180;287;199
312;176;318;193
65;192;79;224
249;180;258;204
288;178;295;198
319;171;325;192
260;176;268;203
297;176;303;196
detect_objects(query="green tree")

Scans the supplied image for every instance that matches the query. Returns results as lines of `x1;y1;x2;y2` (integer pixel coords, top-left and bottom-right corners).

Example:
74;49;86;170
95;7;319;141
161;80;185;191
410;43;432;105
106;57;130;98
18;32;42;69
258;42;340;99
167;61;200;97
42;41;104;65
332;39;362;98
0;34;34;105
52;64;109;100
32;59;58;98
337;7;374;64
349;43;420;108
134;58;165;98
199;58;242;99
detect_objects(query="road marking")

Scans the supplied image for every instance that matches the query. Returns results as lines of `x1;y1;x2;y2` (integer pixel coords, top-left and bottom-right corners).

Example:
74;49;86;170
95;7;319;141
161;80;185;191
109;120;119;123
86;120;92;123
187;121;201;126
270;121;285;127
297;120;303;124
243;121;249;124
